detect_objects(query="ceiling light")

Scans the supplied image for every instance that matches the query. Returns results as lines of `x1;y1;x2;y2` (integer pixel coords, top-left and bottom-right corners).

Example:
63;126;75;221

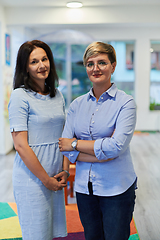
66;2;83;8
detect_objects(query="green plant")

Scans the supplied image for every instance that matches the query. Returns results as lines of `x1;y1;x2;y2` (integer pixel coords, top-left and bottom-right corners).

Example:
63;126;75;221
149;100;160;110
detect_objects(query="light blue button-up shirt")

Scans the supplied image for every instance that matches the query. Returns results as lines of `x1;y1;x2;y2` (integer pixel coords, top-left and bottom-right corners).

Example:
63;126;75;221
62;83;137;196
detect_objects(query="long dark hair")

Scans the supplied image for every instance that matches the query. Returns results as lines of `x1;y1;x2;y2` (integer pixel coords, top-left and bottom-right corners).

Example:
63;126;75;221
13;40;58;97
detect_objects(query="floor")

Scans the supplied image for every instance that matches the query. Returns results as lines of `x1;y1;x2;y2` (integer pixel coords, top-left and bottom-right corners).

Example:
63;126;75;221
0;150;15;202
131;132;160;240
0;132;160;240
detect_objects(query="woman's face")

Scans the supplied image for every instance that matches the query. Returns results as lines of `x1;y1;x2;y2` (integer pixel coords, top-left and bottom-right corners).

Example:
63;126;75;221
86;53;116;89
27;47;50;85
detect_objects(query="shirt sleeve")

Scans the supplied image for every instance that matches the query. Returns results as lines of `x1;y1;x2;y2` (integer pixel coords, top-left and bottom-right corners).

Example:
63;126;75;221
94;98;136;160
8;89;29;132
62;101;80;163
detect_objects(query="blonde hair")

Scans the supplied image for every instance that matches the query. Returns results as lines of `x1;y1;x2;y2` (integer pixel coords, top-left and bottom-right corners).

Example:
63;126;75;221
83;42;116;66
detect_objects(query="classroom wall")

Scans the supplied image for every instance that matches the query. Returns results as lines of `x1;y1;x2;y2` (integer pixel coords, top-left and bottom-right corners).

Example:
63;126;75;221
0;5;13;154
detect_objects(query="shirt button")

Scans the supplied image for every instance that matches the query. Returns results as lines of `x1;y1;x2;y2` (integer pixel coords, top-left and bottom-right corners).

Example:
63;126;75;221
93;175;96;178
101;97;103;99
96;109;98;111
92;121;94;124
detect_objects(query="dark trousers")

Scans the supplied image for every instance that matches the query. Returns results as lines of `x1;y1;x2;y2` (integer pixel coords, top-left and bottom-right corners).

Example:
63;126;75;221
76;181;136;240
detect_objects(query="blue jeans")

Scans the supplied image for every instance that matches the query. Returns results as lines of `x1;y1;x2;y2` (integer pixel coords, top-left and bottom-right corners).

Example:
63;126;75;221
76;181;136;240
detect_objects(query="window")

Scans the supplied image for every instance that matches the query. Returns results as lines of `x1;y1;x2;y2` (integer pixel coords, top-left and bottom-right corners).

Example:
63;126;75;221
150;41;160;110
71;44;91;101
49;42;67;104
49;42;90;107
109;41;135;97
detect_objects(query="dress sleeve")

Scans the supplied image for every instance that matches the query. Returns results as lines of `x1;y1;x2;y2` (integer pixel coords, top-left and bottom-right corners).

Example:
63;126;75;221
58;89;66;117
8;89;29;132
62;101;80;163
94;98;136;160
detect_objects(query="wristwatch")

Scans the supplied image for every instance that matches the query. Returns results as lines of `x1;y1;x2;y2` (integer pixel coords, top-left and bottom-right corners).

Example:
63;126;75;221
71;139;78;150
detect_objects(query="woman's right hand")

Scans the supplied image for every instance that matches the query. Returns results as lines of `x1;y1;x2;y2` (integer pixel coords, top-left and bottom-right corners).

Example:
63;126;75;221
43;176;67;191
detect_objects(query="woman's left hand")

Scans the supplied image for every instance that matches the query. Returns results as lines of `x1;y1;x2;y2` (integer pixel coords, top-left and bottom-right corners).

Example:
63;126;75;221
59;138;76;151
54;170;69;184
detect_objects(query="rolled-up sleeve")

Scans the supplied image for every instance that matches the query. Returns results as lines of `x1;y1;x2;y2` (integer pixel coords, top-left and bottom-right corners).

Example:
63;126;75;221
94;138;108;160
62;102;80;163
94;98;136;160
62;150;79;163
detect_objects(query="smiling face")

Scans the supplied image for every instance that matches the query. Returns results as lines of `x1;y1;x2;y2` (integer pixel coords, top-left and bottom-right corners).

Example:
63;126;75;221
27;47;50;87
86;53;116;90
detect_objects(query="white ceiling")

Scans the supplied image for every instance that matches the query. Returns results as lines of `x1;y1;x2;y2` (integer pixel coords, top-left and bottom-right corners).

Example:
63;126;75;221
0;0;160;7
2;0;160;34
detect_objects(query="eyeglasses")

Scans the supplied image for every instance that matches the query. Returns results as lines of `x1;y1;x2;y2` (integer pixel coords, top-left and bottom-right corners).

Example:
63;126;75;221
85;61;109;71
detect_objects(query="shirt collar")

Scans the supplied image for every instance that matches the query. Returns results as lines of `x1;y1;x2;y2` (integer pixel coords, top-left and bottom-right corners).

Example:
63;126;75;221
87;83;118;101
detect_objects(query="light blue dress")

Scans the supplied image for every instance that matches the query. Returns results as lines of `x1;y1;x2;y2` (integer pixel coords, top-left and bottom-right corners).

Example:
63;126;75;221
8;88;67;240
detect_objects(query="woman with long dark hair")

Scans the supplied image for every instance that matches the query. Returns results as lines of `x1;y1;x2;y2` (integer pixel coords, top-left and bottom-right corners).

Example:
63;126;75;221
8;40;69;240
